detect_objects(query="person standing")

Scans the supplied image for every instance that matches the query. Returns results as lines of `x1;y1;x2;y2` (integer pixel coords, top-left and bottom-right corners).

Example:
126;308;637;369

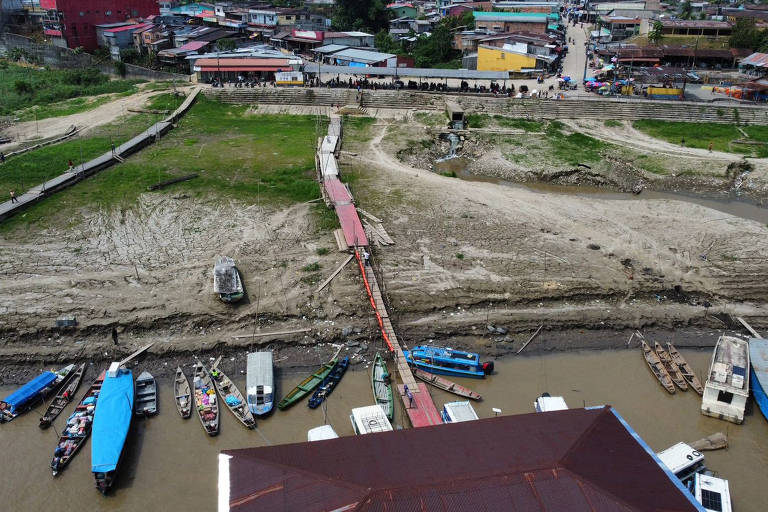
111;327;118;345
363;249;370;266
0;152;5;164
9;190;18;203
708;142;713;152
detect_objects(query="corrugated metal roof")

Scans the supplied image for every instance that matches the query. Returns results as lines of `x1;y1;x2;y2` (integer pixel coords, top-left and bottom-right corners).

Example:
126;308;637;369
222;407;701;512
313;44;349;54
741;52;768;67
177;41;209;51
331;48;396;64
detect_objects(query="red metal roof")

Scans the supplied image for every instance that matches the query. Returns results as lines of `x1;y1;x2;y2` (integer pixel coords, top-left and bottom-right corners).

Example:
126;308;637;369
222;407;700;512
335;202;368;247
105;23;150;34
323;178;353;203
177;40;209;51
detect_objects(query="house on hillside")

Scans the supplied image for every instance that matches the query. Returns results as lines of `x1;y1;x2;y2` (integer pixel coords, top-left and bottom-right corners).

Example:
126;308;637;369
599;16;641;41
473;11;556;34
387;2;419;19
219;406;703;512
476;42;557;72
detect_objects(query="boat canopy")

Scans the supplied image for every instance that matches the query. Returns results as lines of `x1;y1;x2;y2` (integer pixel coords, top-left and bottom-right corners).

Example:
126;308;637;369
214;257;238;293
1;371;57;413
308;425;339;442
92;369;134;473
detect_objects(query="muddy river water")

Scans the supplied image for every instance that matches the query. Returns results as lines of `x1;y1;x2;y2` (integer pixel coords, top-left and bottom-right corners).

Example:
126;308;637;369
1;347;767;510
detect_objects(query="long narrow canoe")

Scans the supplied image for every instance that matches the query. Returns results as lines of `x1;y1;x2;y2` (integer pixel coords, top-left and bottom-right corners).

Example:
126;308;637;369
193;361;219;436
667;343;704;395
278;360;337;410
372;353;394;421
642;340;675;394
211;362;255;429
655;342;688;391
174;367;192;419
309;357;349;409
40;363;86;428
51;370;105;476
413;367;482;401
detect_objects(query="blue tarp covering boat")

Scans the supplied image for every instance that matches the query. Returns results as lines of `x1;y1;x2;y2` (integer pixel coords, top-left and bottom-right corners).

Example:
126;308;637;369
1;371;57;414
91;368;134;474
750;337;768;422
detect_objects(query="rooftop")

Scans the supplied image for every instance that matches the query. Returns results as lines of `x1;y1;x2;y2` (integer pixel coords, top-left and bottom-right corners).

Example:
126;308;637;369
330;48;396;64
220;406;700;512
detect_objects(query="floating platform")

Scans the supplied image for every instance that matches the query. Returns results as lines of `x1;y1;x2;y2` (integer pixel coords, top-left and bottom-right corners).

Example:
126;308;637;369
398;383;442;428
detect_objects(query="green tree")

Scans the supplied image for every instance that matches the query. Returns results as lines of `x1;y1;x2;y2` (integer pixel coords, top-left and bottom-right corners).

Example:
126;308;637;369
648;20;664;45
14;80;33;94
680;0;693;20
332;0;390;32
729;18;765;49
461;10;475;29
217;38;237;51
375;29;400;53
114;61;127;77
412;22;455;67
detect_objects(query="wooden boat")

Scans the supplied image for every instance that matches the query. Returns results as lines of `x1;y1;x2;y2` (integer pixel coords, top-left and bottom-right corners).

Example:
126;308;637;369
1;363;75;423
308;357;349;409
277;360;337;410
40;363;86;428
214;256;244;303
174;366;192;419
404;345;493;379
655;342;688;391
211;361;255;429
667;342;704;395
51;371;105;476
750;337;768;421
135;371;158;416
371;353;394;421
412;367;482;401
193;361;219;436
641;340;675;394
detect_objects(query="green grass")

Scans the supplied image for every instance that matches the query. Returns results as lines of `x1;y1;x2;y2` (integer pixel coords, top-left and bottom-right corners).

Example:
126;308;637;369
604;120;622;128
492;115;544;132
16;90;138;121
414;112;448;126
0;112;156;196
466;114;488;128
0;62;143;116
545;122;607;165
1;97;322;233
301;262;321;272
312;204;340;233
341;116;376;145
633;120;768;155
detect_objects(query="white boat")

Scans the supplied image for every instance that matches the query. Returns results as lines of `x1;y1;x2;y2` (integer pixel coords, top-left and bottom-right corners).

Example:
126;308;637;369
307;425;339;442
534;393;568;412
657;442;705;485
701;336;750;424
694;472;732;512
213;257;244;303
246;352;273;416
441;401;479;423
349;405;393;435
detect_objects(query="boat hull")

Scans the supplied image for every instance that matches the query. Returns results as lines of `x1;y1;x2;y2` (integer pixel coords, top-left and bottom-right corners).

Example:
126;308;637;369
247;352;274;416
751;370;768;421
408;360;485;379
750;337;768;422
277;360;336;410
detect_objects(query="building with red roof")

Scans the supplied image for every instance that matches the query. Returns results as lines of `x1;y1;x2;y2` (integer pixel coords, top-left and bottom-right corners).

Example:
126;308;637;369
40;0;159;50
219;406;702;512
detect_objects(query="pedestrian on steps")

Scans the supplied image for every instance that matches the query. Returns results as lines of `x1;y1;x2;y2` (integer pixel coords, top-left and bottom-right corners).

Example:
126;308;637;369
112;327;118;345
363;250;370;266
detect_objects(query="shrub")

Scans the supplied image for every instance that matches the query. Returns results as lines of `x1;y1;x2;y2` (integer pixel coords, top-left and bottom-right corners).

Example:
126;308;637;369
14;80;33;94
302;262;321;272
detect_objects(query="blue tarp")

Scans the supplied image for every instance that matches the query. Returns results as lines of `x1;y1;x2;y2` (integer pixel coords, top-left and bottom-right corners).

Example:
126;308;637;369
91;369;134;473
750;338;768;421
1;371;56;414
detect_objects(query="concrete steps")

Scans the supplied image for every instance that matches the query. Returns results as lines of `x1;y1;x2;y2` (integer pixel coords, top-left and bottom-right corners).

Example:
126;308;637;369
203;88;768;125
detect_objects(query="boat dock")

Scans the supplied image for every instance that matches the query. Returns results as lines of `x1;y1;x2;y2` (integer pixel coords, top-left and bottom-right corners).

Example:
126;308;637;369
317;114;440;428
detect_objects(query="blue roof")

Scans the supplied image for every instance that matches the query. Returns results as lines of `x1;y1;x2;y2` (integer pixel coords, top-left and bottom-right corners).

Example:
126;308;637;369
91;369;134;473
2;371;56;414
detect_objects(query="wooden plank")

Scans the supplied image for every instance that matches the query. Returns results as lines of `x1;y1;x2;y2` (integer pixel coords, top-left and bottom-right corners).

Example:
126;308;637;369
737;317;762;338
333;229;348;251
516;325;543;355
231;328;311;339
375;223;394;244
119;342;155;367
316;254;354;292
357;207;382;223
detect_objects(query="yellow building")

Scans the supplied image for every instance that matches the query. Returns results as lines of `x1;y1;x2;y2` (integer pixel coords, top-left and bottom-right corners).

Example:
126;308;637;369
477;45;537;72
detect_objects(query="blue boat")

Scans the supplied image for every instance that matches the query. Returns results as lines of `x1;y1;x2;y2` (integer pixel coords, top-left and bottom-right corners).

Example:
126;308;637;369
91;365;134;494
0;364;75;422
403;346;494;379
750;337;768;422
308;357;349;409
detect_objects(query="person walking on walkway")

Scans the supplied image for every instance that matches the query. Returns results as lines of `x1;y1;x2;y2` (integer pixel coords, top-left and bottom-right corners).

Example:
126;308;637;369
111;327;118;345
708;142;713;152
0;152;5;164
111;142;116;156
9;190;18;203
363;249;370;266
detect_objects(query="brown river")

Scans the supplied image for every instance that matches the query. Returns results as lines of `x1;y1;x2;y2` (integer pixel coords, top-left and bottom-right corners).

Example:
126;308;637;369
2;347;767;511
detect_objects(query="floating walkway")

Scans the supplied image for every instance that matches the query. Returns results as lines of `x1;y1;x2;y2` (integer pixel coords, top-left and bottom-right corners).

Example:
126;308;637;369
0;87;201;223
316;114;440;428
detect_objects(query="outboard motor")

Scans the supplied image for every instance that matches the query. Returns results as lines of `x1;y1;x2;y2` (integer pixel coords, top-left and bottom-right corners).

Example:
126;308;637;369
482;361;494;375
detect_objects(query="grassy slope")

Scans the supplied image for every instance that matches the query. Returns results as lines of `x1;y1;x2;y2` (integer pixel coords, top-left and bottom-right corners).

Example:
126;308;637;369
633;120;768;156
0;62;141;116
1;97;323;233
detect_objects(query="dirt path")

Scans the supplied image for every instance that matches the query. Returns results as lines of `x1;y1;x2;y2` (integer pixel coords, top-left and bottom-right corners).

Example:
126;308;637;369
0;88;191;149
